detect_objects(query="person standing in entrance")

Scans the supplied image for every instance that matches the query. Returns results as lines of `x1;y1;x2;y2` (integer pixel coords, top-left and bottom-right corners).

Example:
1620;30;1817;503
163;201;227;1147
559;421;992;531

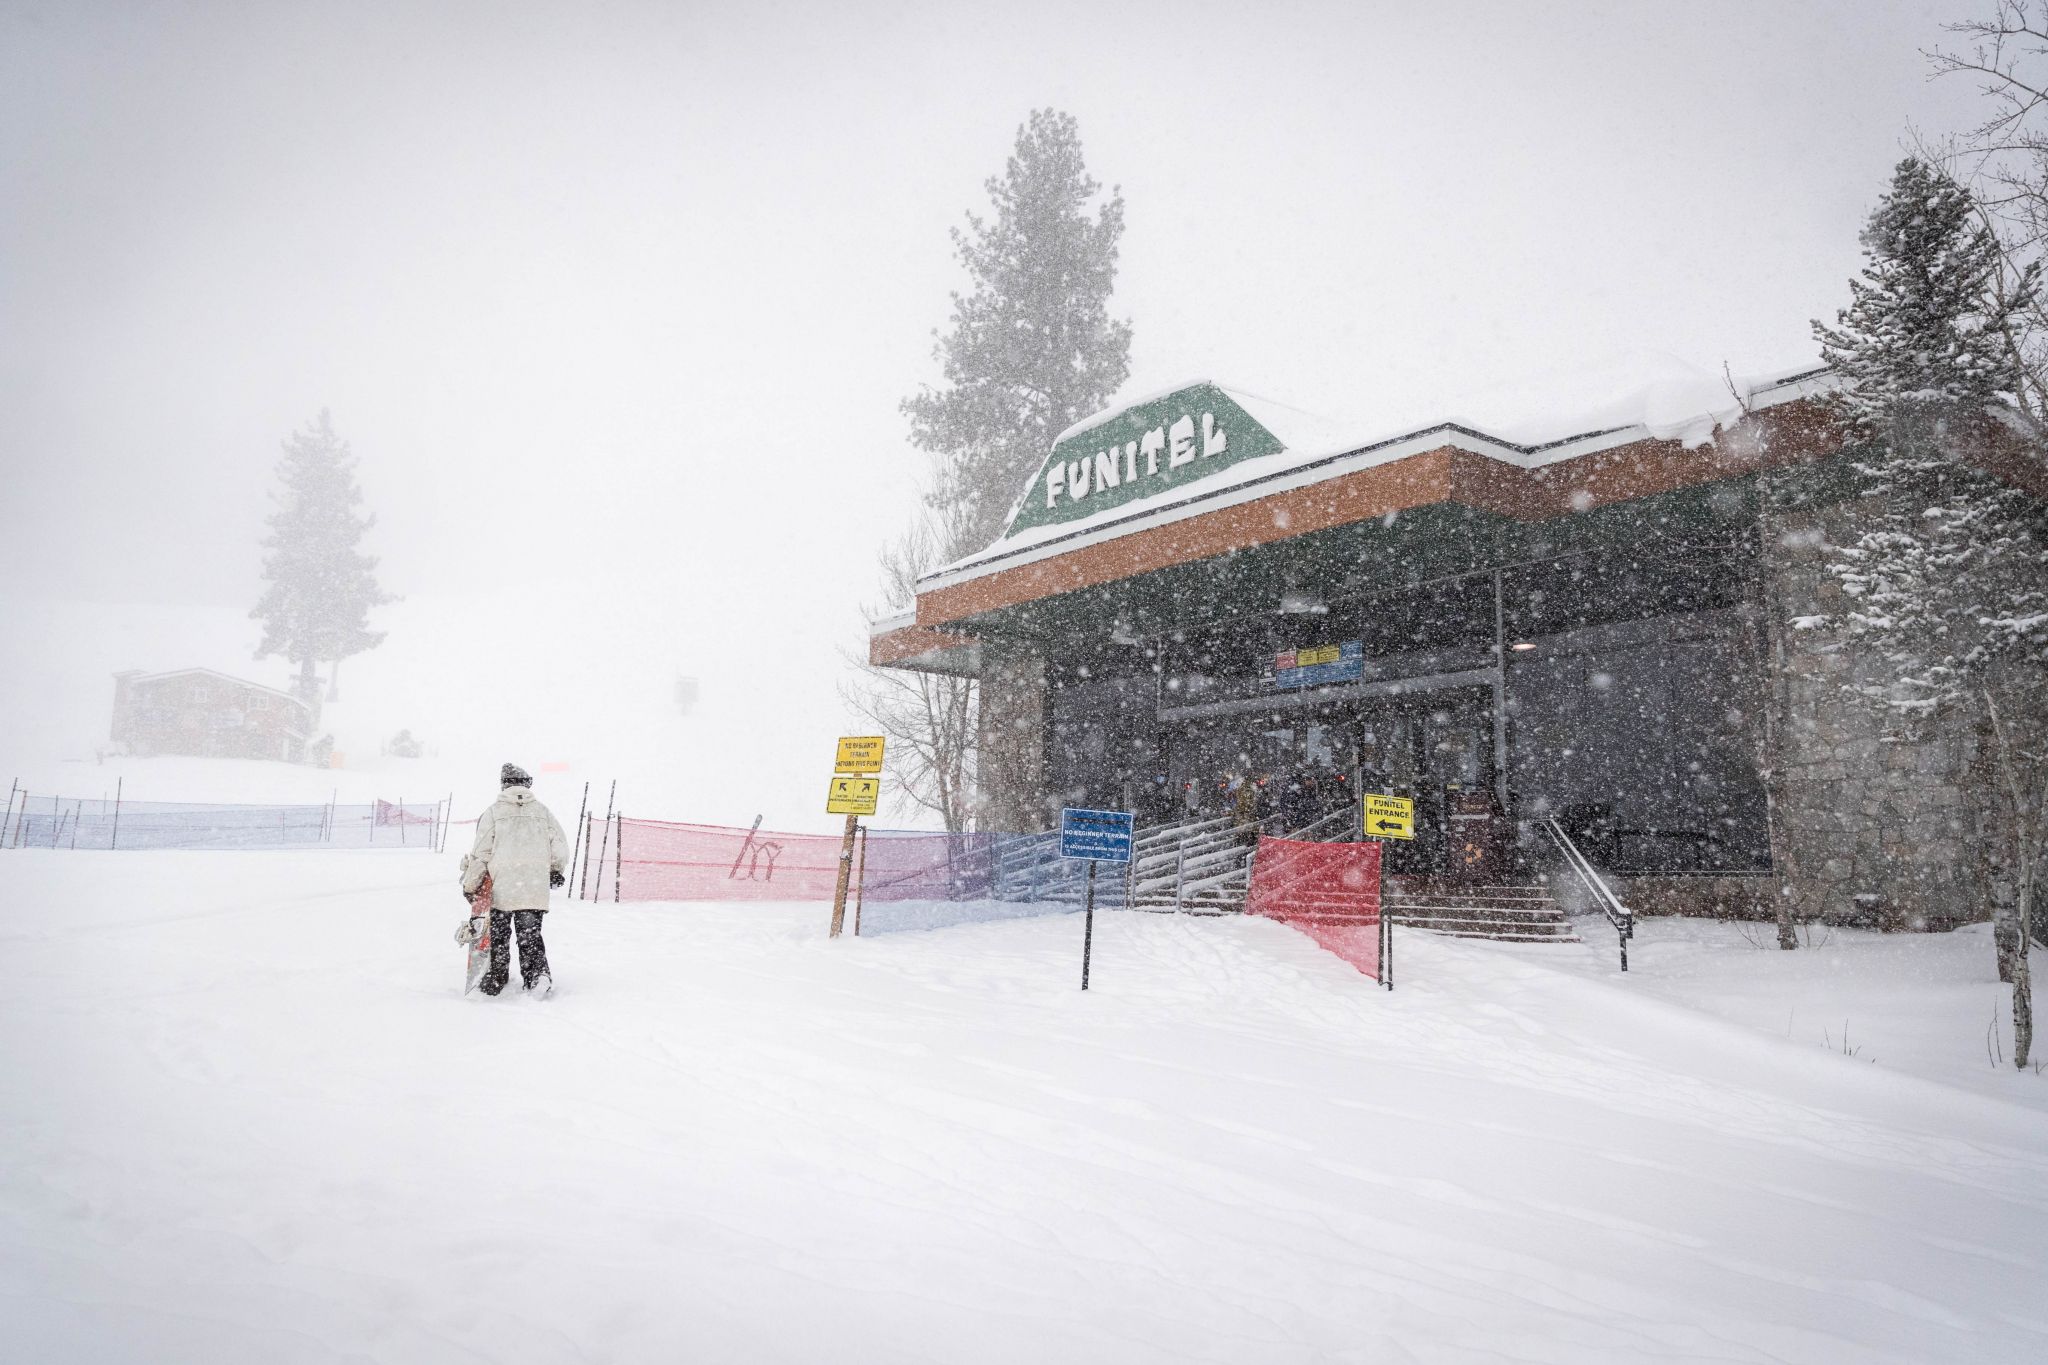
460;763;570;997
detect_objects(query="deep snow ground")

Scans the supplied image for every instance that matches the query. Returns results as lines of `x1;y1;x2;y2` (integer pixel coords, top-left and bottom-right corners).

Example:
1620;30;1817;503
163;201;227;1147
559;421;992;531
4;852;2047;1364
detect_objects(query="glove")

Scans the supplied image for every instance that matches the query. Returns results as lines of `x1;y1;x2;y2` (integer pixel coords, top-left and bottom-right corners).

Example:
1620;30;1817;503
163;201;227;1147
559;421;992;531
550;869;566;889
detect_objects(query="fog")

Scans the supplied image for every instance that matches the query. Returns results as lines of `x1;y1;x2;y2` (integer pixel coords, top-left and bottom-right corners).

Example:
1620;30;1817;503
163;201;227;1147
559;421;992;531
0;0;1992;827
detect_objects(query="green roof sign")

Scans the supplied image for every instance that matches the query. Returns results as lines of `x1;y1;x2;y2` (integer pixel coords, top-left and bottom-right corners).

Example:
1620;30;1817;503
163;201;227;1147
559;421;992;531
1004;382;1287;537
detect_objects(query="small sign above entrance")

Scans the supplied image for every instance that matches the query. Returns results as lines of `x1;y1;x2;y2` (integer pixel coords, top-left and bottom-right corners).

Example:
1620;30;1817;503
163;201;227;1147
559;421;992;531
826;774;881;816
834;735;886;773
1362;793;1415;841
1274;640;1363;689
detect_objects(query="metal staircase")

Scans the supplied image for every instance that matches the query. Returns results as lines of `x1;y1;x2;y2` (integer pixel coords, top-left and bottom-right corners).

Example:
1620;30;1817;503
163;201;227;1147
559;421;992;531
1380;877;1581;943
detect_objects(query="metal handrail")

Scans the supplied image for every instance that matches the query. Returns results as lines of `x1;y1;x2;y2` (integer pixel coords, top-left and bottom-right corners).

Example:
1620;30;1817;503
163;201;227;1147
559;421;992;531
1539;816;1635;970
1285;806;1358;843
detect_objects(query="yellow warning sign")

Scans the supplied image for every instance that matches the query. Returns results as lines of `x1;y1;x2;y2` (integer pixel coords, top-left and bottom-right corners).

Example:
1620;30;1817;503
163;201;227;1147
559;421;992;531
826;773;881;816
834;735;886;773
1362;793;1415;841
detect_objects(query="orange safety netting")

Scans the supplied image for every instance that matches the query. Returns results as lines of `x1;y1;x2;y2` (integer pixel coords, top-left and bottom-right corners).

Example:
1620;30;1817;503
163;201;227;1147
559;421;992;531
1245;836;1384;982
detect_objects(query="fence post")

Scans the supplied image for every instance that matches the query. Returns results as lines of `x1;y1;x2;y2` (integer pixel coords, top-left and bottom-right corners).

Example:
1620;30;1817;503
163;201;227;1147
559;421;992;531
1173;839;1187;914
2;781;16;851
565;782;589;891
399;794;407;846
590;781;616;901
613;812;623;903
110;777;122;850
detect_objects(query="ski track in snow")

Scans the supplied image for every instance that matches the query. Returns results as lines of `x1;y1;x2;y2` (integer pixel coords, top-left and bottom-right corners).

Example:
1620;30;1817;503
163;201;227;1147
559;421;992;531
1;851;2046;1363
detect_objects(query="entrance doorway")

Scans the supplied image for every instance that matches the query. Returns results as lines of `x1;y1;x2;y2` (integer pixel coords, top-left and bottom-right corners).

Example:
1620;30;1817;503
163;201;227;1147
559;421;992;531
1161;685;1505;876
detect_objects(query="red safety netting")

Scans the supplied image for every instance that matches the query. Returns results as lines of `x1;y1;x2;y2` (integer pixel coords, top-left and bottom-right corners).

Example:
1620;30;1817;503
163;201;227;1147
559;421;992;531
1245;836;1384;982
580;816;1006;904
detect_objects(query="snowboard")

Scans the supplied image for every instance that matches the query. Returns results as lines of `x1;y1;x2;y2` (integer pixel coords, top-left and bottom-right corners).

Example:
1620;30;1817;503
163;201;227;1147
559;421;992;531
462;873;494;995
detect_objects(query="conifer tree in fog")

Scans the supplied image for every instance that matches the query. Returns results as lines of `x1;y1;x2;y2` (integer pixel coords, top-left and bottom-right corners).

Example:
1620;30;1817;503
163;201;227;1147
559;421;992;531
855;110;1134;830
903;108;1133;556
1812;155;2048;1066
250;410;392;708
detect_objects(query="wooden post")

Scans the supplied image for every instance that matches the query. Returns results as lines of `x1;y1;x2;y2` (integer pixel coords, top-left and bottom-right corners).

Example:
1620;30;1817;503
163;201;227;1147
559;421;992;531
590;781;616;901
565;782;590;889
828;813;859;938
851;825;869;936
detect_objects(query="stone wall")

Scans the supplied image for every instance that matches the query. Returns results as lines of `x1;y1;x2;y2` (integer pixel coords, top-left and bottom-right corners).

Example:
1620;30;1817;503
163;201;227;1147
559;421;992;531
974;643;1052;833
1761;495;1988;931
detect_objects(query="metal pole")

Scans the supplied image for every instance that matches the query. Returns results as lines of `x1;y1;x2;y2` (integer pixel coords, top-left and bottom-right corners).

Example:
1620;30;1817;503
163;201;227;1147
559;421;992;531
589;781;616;901
69;799;80;850
565;782;590;889
400;794;407;846
852;825;869;936
828;813;859;937
578;812;594;899
1081;859;1098;990
1491;569;1511;812
614;812;624;902
1382;850;1394;991
8;789;25;848
2;781;17;851
1173;839;1187;914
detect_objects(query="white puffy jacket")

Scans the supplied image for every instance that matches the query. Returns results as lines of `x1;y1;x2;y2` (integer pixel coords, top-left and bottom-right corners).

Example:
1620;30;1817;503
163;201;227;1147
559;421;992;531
460;787;569;912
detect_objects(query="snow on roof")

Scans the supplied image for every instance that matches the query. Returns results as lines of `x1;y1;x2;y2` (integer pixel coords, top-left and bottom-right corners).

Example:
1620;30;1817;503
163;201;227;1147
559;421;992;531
121;667;311;709
931;362;1833;592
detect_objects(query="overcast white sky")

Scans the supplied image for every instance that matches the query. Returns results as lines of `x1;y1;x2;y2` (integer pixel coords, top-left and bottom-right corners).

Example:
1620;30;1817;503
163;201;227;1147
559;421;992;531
0;0;2008;812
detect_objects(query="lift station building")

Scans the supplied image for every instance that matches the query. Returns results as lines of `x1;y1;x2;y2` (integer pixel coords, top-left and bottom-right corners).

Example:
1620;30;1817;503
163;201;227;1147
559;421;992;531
869;372;2029;928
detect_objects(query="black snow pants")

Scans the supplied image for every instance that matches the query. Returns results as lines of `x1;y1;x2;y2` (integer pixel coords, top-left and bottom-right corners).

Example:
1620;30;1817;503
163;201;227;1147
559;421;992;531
479;909;550;994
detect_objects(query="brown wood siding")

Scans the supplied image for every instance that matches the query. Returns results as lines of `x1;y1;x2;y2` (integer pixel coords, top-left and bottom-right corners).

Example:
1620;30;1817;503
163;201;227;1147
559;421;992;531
867;624;976;668
916;401;1851;629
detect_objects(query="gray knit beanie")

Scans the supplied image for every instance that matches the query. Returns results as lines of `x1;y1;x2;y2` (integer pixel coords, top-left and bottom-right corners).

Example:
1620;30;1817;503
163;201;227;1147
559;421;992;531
501;763;532;789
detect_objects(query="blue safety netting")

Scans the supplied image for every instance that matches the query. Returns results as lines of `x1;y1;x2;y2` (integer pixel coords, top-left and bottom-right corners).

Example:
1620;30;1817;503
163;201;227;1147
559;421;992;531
3;796;443;851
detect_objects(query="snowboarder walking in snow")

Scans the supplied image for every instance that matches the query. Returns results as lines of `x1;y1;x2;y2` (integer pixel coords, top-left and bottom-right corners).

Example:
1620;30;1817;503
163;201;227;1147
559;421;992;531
460;763;569;997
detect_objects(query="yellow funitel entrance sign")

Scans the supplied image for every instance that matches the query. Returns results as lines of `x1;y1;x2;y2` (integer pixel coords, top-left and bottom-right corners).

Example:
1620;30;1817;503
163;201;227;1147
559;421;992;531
827;736;885;938
1362;793;1415;841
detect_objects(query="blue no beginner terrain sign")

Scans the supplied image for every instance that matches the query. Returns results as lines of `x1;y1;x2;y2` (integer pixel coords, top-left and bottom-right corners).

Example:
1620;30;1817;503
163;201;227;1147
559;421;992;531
1060;807;1134;863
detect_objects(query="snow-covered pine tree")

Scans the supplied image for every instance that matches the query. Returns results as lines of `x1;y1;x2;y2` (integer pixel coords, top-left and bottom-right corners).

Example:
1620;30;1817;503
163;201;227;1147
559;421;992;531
1811;155;2048;1066
903;109;1133;558
250;411;392;711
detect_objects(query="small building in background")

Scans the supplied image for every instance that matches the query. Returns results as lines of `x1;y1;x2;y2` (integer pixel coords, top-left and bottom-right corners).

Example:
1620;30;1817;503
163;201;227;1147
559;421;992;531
111;668;315;763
